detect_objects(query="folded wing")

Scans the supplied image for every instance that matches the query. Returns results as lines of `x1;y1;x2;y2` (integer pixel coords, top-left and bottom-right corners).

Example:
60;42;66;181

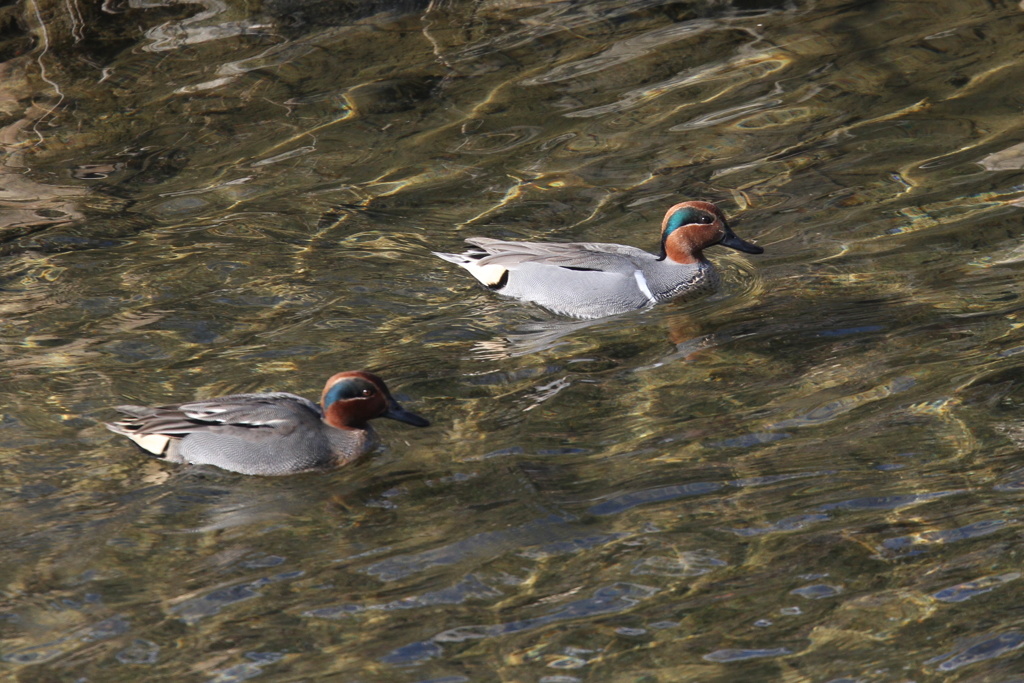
463;238;646;274
107;392;323;454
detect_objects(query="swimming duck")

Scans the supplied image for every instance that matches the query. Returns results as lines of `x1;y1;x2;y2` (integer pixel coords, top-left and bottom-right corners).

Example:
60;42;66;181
434;201;763;319
105;371;429;475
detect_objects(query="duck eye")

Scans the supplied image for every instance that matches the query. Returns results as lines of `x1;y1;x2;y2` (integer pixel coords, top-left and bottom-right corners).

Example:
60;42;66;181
698;214;714;224
325;378;379;405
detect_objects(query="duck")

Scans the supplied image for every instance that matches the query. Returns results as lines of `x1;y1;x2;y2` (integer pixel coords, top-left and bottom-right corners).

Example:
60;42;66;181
434;201;763;319
104;371;429;475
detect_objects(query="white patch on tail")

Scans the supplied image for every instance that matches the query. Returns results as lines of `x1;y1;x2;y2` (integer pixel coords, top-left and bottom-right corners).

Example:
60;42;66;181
467;263;508;287
129;433;171;456
433;251;508;287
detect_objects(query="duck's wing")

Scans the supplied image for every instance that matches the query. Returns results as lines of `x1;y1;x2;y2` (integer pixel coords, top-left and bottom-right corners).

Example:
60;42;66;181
464;238;649;274
107;392;322;442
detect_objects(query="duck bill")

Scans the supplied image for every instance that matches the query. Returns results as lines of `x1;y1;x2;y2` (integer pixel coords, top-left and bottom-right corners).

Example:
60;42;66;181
718;226;764;254
385;401;430;427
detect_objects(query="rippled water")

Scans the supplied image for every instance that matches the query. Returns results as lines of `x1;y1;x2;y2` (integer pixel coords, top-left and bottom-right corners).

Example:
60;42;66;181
3;0;1024;680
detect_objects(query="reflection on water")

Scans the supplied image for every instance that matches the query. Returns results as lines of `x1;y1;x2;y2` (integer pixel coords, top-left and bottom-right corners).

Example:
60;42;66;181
2;0;1024;680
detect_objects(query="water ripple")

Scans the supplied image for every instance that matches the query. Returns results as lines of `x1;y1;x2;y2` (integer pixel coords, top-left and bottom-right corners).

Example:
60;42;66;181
304;575;501;619
361;514;582;581
524;21;717;85
703;647;793;662
930;632;1024;672
382;583;658;665
587;481;723;516
820;491;963;512
932;572;1020;603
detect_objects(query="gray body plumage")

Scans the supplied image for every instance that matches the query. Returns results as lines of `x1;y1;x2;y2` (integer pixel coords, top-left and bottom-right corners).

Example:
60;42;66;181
435;237;718;319
106;392;375;476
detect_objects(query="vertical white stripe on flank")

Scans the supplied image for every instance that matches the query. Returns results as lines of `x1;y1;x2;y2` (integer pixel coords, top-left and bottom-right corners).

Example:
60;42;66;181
634;270;657;302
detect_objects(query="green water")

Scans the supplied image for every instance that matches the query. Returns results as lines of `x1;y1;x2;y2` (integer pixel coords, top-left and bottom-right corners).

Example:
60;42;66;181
2;0;1024;680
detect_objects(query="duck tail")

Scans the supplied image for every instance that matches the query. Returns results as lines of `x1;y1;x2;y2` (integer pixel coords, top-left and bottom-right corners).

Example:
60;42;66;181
432;250;471;265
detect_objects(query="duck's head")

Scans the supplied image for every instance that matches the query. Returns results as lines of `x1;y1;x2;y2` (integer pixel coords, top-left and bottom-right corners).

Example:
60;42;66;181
659;201;763;264
320;371;430;430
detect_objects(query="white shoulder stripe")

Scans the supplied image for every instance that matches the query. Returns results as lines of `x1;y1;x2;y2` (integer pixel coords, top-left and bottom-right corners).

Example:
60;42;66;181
633;270;657;303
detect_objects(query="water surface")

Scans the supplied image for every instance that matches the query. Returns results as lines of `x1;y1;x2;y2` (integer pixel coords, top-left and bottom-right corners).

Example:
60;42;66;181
2;0;1024;680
